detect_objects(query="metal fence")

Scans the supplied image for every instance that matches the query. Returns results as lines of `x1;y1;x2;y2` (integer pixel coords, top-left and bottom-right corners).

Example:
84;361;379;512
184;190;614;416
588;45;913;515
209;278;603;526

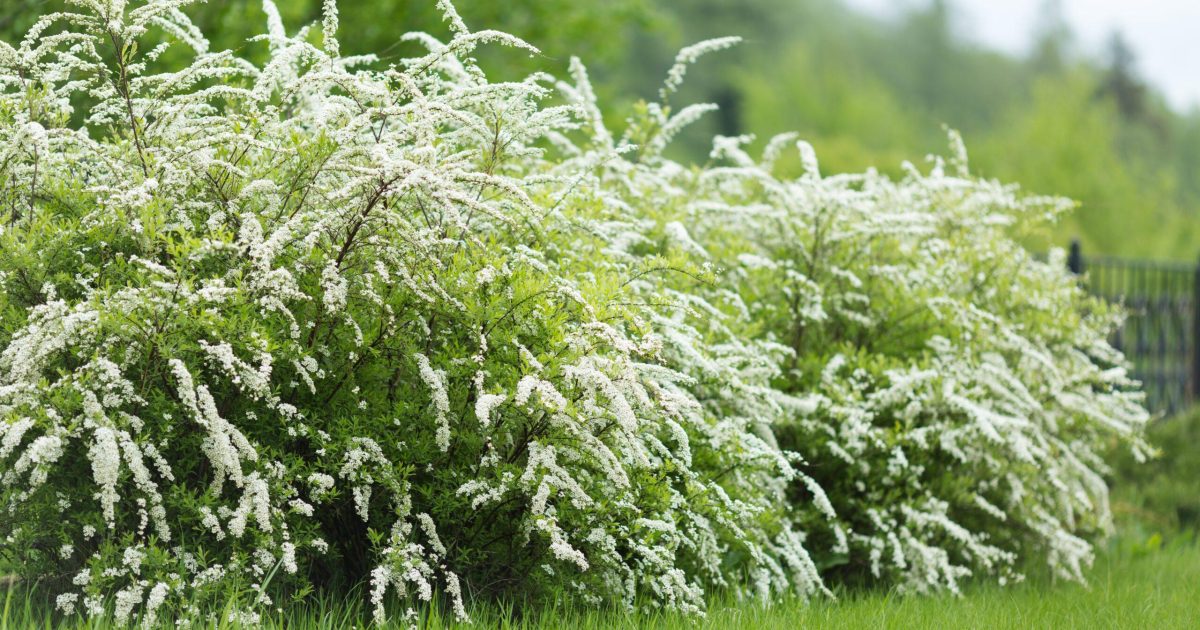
1067;240;1198;415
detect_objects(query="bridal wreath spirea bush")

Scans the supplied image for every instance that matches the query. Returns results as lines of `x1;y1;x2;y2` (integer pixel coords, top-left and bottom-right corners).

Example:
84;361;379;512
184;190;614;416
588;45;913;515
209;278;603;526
572;122;1151;592
0;0;1146;625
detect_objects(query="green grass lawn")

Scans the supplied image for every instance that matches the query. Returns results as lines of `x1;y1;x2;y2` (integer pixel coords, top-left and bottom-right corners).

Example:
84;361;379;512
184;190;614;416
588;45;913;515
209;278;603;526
4;536;1197;629
470;540;1200;630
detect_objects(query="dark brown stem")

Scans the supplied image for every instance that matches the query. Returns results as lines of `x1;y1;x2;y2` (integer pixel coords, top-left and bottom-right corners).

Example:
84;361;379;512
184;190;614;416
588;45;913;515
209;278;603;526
107;29;150;178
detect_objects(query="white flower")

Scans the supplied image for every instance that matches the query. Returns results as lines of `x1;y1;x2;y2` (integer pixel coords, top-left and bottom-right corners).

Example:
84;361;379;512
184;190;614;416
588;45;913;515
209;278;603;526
56;593;79;615
415;353;452;451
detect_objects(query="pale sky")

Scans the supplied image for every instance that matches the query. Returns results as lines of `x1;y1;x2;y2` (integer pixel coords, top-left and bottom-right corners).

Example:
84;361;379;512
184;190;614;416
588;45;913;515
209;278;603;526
843;0;1200;112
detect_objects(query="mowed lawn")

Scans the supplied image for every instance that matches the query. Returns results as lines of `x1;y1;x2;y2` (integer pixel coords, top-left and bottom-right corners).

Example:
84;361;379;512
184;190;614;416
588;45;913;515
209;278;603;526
689;544;1200;630
473;542;1200;630
4;538;1197;629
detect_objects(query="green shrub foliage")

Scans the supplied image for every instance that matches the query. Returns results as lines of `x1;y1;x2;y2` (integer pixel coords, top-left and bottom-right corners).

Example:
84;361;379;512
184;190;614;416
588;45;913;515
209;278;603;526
0;0;1146;624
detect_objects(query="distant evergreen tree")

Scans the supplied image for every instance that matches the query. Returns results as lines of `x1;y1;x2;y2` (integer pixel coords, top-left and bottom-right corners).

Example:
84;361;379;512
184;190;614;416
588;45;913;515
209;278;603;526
905;0;955;110
1100;31;1149;121
1030;0;1071;75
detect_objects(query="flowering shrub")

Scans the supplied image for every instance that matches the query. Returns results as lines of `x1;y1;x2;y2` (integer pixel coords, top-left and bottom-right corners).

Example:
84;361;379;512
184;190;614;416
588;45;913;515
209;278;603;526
567;105;1150;591
0;0;830;624
0;0;1145;625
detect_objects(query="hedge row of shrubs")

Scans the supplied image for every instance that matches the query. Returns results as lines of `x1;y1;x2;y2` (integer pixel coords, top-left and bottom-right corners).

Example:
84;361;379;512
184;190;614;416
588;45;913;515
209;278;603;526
0;1;1147;625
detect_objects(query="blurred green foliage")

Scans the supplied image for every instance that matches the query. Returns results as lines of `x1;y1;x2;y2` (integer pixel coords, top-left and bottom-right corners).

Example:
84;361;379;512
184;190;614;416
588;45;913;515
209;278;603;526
3;0;1198;258
1112;410;1200;538
0;0;650;69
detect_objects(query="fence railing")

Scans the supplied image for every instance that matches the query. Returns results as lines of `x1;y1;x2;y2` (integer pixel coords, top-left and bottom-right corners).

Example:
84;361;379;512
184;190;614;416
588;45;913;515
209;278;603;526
1067;240;1198;415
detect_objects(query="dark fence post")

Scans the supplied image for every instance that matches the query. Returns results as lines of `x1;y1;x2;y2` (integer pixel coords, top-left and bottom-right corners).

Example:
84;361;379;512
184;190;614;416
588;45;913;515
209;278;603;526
1192;254;1200;402
1067;239;1084;275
